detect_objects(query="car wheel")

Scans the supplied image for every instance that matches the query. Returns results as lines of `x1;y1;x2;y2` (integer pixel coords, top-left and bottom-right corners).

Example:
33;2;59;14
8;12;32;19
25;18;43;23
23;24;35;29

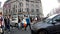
31;30;35;34
1;32;4;34
38;30;48;34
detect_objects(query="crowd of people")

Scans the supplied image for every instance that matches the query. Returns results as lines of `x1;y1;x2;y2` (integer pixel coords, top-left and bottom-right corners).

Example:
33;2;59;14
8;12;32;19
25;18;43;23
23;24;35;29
18;15;32;31
4;15;42;31
4;15;32;31
0;12;42;34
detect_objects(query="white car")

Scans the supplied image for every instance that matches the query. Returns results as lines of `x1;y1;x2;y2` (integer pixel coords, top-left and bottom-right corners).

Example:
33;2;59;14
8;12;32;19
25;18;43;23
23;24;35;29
11;17;18;27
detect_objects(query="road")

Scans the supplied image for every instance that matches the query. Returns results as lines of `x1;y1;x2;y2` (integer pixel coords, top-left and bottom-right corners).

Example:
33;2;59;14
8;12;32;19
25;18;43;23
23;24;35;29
4;26;31;34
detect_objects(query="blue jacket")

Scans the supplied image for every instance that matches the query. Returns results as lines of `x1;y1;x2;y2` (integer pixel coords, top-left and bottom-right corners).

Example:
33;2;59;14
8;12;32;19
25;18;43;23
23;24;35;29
26;18;30;24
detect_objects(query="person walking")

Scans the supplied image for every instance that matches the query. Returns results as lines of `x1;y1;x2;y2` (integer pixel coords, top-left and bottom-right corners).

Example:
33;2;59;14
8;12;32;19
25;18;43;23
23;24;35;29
30;16;32;23
7;15;10;32
21;15;27;30
4;16;7;30
0;12;5;34
18;16;21;29
24;15;31;31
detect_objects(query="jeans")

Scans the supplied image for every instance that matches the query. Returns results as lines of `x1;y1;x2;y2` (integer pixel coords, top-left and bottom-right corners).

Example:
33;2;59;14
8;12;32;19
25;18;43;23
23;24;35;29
7;25;10;31
18;23;21;29
25;24;31;30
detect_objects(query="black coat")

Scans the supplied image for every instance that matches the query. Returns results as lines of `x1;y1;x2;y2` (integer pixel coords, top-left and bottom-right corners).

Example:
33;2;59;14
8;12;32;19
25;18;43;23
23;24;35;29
7;18;10;25
4;18;7;26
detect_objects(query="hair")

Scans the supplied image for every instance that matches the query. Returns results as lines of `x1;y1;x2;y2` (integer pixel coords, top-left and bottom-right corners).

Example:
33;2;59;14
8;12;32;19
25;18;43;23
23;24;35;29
0;12;2;15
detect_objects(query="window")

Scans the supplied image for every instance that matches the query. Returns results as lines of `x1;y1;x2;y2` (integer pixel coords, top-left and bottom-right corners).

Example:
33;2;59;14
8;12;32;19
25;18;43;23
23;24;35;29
19;2;23;7
31;9;34;12
13;8;15;12
26;0;29;2
44;19;52;24
53;15;60;23
26;3;29;6
36;4;39;8
20;8;21;12
22;8;23;12
27;8;29;12
20;0;23;1
9;9;10;13
22;0;23;1
19;8;23;12
31;4;34;7
13;5;15;12
16;5;17;8
6;10;7;14
36;9;39;12
16;9;17;12
14;5;15;8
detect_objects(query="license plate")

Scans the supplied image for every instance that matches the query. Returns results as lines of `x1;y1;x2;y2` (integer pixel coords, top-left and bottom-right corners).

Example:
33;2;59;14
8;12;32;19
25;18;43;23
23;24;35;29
0;28;2;33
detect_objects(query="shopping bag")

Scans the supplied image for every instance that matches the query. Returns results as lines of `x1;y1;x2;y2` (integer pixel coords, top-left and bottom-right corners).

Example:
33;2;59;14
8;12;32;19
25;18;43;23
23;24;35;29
24;20;27;28
24;23;27;28
22;19;27;28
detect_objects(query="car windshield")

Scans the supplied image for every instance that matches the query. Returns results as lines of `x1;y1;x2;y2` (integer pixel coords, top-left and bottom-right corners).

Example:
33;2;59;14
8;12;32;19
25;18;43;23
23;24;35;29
43;19;52;24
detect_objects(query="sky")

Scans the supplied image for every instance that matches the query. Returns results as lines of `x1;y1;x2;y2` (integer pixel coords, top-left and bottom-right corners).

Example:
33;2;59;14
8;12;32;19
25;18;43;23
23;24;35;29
0;0;7;7
41;0;59;17
0;0;59;17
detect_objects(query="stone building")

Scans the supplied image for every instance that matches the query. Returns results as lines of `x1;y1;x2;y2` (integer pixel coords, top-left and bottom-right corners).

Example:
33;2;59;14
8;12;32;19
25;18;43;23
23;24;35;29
3;0;43;18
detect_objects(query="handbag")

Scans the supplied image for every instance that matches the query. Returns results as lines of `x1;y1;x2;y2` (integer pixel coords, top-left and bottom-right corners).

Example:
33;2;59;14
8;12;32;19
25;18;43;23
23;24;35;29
24;21;27;28
22;19;27;28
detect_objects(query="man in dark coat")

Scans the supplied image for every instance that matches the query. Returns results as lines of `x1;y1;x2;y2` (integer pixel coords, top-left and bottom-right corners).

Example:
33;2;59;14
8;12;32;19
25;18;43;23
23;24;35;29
7;16;10;32
4;16;7;30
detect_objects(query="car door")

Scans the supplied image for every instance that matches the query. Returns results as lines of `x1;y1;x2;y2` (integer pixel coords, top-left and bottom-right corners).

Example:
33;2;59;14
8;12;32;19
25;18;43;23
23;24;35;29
52;15;60;33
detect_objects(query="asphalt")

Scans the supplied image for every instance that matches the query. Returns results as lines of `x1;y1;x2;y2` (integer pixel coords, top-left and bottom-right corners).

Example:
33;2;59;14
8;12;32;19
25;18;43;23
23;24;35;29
4;26;31;34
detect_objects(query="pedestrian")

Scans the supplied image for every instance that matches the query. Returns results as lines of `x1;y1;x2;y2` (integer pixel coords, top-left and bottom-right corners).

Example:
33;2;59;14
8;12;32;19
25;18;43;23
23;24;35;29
7;15;10;32
30;16;32;23
18;16;21;29
24;15;31;31
0;12;5;34
21;15;27;30
34;16;37;23
4;16;7;30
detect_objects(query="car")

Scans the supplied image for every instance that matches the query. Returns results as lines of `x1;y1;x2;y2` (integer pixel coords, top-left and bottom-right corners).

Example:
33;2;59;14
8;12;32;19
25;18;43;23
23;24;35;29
10;15;18;27
31;14;60;34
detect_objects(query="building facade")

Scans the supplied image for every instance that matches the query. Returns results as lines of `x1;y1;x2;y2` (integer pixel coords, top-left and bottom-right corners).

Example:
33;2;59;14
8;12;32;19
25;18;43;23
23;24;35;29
3;0;43;18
